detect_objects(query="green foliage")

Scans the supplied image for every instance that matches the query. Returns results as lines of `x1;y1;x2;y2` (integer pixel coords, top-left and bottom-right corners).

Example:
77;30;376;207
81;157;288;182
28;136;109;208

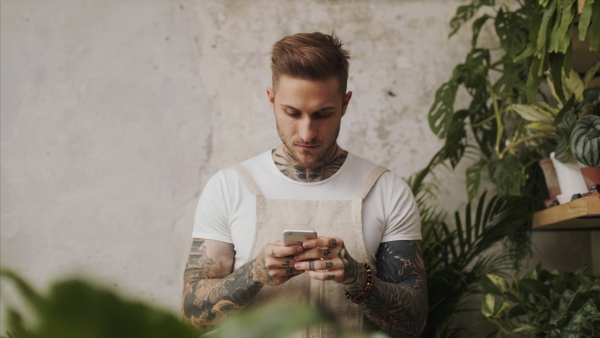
517;0;600;102
0;270;198;338
480;265;600;337
429;1;540;200
1;270;389;338
430;1;600;199
407;169;535;338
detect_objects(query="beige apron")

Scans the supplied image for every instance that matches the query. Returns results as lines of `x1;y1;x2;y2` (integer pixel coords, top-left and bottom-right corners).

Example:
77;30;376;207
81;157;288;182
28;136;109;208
232;164;388;337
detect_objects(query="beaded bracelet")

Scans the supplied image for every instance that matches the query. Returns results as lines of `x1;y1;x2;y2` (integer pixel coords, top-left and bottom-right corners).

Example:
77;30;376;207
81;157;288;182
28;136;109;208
344;263;376;304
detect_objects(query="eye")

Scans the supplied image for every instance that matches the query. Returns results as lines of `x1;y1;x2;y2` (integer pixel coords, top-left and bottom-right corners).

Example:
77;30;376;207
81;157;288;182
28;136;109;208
316;111;333;118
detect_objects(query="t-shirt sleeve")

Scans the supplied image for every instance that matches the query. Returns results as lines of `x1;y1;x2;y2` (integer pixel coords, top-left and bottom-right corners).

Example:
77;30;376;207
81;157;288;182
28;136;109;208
191;171;233;243
381;173;422;242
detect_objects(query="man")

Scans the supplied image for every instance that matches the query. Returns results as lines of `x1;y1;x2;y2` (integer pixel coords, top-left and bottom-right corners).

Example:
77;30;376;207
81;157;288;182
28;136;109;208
181;32;427;337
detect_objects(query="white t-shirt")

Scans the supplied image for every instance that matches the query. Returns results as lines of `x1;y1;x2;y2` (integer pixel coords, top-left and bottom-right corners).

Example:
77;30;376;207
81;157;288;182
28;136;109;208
193;151;422;270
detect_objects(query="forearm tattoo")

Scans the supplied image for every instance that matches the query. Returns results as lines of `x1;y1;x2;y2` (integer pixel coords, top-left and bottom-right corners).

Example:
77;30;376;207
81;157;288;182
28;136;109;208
362;241;428;337
272;148;348;182
181;239;263;333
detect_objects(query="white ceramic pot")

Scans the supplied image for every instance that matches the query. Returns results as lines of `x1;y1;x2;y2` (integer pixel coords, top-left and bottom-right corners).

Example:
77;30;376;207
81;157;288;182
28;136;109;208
550;152;587;204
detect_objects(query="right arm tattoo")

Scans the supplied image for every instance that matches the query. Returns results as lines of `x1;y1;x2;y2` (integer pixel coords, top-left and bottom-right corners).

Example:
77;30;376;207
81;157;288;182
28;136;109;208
181;239;264;333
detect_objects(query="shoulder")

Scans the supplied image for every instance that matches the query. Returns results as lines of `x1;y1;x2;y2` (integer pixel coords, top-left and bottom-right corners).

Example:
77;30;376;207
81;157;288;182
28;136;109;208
346;153;412;197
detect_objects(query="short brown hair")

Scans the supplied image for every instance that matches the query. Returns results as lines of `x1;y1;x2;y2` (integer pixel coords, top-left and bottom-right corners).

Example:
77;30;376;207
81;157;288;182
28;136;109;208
271;32;350;95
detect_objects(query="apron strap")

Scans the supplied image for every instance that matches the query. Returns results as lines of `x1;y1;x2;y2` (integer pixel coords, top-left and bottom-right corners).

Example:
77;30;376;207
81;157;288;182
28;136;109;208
231;164;265;198
355;166;389;200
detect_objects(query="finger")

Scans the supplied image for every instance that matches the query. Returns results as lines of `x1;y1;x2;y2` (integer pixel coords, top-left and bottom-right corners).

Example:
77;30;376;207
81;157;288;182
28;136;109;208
294;247;335;261
302;237;343;249
306;270;342;282
268;243;303;257
271;267;303;278
295;260;339;271
264;257;297;269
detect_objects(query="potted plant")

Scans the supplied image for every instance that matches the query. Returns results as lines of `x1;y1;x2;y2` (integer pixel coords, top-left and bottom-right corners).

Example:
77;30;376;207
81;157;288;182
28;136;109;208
508;63;600;204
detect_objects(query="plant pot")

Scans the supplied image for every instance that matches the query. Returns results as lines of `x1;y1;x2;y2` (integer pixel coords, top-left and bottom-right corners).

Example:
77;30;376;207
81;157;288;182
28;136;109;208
580;166;600;190
539;158;561;202
550;152;587;204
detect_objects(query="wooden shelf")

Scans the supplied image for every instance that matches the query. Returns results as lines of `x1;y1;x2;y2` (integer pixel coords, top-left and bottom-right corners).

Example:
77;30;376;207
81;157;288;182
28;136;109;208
533;196;600;230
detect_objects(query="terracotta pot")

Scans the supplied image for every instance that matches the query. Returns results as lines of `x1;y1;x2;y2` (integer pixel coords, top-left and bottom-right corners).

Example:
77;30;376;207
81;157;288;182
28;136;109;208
580;166;600;190
539;158;561;201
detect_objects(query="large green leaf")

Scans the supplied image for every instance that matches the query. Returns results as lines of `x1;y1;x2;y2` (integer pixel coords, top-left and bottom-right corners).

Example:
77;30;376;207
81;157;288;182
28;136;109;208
428;80;458;138
212;304;337;338
481;274;509;296
578;0;595;41
589;1;600;51
466;159;486;201
1;271;199;338
472;14;492;48
510;103;556;123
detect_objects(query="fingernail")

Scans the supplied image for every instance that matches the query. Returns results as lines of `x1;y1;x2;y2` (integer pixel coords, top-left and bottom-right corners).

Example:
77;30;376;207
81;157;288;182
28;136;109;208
295;263;300;269
297;246;304;252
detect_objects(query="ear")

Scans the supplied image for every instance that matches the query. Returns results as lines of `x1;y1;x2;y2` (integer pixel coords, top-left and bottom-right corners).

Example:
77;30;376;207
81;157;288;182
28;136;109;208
341;91;352;117
266;87;275;110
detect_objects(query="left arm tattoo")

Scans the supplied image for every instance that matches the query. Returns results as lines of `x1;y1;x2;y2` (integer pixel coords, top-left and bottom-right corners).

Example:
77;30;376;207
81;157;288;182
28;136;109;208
360;240;427;337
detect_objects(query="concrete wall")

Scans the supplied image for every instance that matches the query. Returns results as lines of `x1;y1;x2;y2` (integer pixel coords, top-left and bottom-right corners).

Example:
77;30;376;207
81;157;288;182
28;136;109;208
1;0;595;335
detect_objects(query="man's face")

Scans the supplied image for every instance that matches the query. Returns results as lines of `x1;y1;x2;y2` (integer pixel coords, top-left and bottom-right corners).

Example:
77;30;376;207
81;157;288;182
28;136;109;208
267;75;352;167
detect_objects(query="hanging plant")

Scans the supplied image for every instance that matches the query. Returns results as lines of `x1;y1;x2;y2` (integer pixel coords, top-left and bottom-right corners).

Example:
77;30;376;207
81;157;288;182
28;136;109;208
516;0;600;102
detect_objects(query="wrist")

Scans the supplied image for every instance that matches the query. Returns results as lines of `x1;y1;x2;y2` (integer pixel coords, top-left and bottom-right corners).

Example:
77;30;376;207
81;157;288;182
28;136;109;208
344;263;376;304
343;264;368;293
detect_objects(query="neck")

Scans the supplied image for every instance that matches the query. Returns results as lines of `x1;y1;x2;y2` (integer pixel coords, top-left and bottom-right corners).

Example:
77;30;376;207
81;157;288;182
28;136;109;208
272;145;348;183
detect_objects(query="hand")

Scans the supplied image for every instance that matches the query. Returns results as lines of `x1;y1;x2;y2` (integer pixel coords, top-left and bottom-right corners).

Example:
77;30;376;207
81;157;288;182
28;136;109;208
293;236;366;289
251;241;305;286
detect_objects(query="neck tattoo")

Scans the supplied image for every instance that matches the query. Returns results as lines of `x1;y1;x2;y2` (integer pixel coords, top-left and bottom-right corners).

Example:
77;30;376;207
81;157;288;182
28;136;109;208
272;147;348;183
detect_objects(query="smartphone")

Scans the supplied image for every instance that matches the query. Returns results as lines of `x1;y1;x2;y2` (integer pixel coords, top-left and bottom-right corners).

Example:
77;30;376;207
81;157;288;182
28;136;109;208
283;230;317;246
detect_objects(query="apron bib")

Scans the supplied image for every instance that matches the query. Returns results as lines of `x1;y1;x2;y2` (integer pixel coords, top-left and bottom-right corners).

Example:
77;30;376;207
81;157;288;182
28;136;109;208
232;164;388;337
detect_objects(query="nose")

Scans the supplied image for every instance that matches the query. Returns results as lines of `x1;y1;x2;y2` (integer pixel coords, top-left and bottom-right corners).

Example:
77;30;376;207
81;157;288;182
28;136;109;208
299;118;317;143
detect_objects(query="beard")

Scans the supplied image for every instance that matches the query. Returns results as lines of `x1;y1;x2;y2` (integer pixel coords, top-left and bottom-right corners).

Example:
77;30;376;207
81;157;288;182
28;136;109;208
276;121;341;167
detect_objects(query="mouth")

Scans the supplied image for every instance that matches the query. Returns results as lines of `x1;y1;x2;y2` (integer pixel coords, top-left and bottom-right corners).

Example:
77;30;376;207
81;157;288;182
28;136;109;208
296;144;319;150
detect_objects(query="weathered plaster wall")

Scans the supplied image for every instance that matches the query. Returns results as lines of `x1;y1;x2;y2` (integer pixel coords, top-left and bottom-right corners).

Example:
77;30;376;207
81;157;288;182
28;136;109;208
1;0;594;334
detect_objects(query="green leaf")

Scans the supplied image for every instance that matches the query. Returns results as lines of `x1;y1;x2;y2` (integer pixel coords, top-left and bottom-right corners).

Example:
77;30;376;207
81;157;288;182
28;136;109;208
583;60;600;87
510;103;556;123
0;270;46;314
563;68;585;102
472;14;491;47
553;95;575;126
215;304;336;338
589;1;600;51
428;80;458;138
466;159;486;201
481;274;509;296
443;109;469;168
578;0;595;41
576;87;600;113
549;53;566;102
450;3;481;37
481;294;496;318
561;299;598;337
526;57;543;102
537;0;557;52
519;278;550;298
